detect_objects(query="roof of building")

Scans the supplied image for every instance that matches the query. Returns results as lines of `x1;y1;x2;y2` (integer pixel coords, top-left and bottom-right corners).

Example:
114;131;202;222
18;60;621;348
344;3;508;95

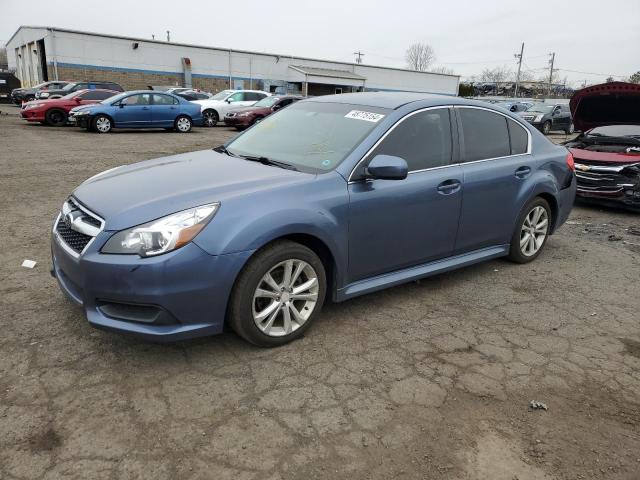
289;65;366;81
6;26;459;80
304;91;459;109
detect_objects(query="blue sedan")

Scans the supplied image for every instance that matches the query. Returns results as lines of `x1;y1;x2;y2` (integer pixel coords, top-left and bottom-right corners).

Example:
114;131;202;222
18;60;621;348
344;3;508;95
52;92;575;346
69;90;203;133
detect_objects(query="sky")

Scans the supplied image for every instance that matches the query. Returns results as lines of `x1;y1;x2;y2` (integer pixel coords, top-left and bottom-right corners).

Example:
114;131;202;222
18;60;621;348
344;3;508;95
1;0;638;87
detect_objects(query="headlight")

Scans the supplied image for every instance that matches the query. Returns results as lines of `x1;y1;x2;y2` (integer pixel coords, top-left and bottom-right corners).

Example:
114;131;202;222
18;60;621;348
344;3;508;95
102;203;220;257
25;103;43;109
73;110;90;116
237;112;251;117
534;115;544;122
39;92;50;98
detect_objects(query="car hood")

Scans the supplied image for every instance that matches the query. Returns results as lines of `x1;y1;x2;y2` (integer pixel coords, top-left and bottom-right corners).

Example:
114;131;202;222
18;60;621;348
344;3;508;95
73;149;311;230
569;147;640;165
230;106;269;115
570;81;640;131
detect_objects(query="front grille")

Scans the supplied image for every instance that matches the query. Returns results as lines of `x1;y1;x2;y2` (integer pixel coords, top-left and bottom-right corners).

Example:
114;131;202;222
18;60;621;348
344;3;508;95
82;215;101;228
55;218;93;253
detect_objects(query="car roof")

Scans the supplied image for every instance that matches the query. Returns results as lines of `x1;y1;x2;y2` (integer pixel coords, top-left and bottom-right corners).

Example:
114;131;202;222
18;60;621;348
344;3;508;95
304;91;495;110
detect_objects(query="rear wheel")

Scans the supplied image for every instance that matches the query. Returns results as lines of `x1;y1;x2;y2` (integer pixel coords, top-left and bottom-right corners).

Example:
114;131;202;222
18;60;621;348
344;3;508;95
541;121;551;135
202;109;218;127
45;109;67;127
565;122;575;134
24;95;35;102
92;115;112;133
229;241;326;347
174;115;192;133
508;198;551;263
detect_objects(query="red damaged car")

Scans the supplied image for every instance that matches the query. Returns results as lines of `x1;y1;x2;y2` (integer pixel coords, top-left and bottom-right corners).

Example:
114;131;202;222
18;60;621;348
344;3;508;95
223;95;302;130
565;82;640;210
20;89;118;126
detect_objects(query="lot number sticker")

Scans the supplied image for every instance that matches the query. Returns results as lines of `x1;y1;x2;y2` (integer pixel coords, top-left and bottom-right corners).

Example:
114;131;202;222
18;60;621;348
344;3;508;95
344;110;385;123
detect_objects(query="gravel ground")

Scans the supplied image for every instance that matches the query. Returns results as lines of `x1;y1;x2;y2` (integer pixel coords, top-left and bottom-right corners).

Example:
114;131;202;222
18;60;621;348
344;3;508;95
1;108;639;480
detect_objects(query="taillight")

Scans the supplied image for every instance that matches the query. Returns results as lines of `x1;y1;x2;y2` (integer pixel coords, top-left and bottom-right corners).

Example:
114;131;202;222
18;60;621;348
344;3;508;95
566;151;575;171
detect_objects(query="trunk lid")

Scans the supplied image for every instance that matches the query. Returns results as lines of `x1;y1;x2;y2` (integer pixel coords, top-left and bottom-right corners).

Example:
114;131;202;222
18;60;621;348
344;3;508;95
570;81;640;132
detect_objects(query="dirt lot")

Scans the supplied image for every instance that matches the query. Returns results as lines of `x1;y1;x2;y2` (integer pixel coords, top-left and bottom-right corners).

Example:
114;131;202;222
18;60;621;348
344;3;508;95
1;108;639;480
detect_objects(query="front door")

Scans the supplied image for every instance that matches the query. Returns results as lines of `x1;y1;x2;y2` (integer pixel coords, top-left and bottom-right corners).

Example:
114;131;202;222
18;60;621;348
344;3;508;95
113;93;152;127
347;108;462;282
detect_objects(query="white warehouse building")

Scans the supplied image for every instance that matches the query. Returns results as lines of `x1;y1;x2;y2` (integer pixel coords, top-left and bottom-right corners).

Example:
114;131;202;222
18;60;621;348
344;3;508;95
6;26;460;96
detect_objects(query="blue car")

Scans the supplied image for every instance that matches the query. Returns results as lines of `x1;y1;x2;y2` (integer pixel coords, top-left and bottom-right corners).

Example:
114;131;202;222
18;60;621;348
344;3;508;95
68;90;203;133
52;92;576;346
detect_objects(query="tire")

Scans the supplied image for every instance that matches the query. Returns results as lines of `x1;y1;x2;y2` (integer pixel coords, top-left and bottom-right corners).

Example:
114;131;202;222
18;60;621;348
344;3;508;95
541;121;551;135
92;114;112;133
565;122;574;135
24;95;35;102
45;109;67;127
229;240;326;347
174;115;192;133
202;109;218;127
507;197;552;264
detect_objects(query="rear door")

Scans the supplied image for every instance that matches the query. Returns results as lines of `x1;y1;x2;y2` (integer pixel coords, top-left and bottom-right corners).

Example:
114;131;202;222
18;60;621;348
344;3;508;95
454;106;532;253
113;93;152;127
348;107;463;282
151;93;179;126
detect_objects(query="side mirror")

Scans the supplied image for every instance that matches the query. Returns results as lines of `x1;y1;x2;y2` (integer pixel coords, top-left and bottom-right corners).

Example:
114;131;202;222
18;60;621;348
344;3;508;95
118;103;125;108
272;104;282;111
365;155;408;180
226;98;233;103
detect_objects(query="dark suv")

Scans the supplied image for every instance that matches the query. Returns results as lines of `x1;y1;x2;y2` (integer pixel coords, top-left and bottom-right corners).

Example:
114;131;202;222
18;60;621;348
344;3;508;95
518;103;574;135
11;81;70;104
36;81;124;100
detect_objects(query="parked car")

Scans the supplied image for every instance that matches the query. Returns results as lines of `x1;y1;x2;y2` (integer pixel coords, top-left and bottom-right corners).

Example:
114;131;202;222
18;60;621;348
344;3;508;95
495;100;532;113
51;92;575;346
518;102;574;135
11;81;70;104
68;90;202;133
564;81;640;210
36;81;124;99
192;89;270;127
224;95;302;130
174;90;212;101
20;89;118;126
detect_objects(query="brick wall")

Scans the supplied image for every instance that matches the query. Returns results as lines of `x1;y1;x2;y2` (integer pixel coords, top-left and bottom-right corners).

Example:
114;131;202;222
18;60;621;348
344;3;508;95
51;64;233;93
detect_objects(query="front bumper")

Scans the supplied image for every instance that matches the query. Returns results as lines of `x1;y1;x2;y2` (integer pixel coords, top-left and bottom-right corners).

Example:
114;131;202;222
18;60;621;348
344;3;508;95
574;162;640;208
224;115;252;127
51;227;253;342
20;109;45;122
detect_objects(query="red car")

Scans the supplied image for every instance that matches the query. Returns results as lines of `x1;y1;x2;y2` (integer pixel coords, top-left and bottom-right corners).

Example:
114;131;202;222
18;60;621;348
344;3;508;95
224;95;302;130
565;82;640;210
20;89;119;126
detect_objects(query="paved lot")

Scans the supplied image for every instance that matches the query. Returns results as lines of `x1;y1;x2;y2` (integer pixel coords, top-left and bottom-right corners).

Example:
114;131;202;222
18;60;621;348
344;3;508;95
1;109;639;480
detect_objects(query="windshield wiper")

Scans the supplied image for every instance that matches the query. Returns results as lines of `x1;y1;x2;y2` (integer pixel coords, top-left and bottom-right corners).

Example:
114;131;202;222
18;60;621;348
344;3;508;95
239;155;299;171
213;145;238;157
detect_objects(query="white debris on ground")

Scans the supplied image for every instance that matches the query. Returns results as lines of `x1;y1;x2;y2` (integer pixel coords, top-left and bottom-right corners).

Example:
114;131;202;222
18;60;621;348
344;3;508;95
529;400;548;411
21;259;37;268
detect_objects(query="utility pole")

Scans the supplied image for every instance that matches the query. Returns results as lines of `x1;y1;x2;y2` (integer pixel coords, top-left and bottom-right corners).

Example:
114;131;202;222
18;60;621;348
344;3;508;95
166;30;171;42
151;34;155;40
514;42;524;98
353;51;364;64
547;52;556;97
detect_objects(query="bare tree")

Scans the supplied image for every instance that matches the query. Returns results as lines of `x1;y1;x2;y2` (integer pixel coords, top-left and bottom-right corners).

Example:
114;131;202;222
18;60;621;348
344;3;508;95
629;71;640;84
0;47;8;71
405;43;436;72
430;65;455;75
480;66;512;84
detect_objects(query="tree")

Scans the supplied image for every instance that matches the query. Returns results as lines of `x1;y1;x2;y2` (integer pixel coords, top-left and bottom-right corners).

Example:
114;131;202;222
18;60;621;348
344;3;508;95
606;76;615;83
0;47;8;71
405;43;436;72
430;65;455;75
629;71;640;84
480;66;512;84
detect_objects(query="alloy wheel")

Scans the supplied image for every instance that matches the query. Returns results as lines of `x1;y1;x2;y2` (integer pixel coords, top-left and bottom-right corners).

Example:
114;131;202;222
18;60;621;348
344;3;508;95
95;117;111;133
252;259;319;337
203;111;218;127
176;117;191;132
520;206;548;256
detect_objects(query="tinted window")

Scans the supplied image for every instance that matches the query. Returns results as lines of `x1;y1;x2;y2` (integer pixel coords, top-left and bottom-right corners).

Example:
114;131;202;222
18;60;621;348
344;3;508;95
459;108;510;162
121;93;151;105
228;92;244;102
245;92;265;101
370;108;452;172
80;90;114;100
153;94;176;105
507;119;528;155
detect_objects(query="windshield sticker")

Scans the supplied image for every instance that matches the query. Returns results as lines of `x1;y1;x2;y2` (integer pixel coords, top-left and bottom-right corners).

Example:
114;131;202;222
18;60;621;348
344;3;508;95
344;110;385;123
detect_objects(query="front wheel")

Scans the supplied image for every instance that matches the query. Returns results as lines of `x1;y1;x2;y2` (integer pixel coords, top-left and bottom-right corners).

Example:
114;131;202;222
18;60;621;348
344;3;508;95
508;198;551;263
45;109;67;126
541;121;551;135
202;109;218;127
229;241;326;347
565;122;575;134
174;115;192;133
92;115;112;133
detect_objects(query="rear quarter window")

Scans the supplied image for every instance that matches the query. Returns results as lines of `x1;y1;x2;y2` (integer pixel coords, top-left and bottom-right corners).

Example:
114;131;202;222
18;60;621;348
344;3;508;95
459;108;511;162
507;119;529;155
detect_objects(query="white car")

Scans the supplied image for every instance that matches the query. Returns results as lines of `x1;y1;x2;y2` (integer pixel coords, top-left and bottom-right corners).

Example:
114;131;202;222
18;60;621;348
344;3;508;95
193;89;270;127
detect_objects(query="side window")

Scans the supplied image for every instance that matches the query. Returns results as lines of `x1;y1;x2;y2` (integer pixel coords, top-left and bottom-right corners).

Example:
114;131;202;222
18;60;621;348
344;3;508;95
369;108;452;172
121;94;151;105
507;119;529;155
80;90;112;100
228;92;244;102
459;108;510;162
153;94;175;105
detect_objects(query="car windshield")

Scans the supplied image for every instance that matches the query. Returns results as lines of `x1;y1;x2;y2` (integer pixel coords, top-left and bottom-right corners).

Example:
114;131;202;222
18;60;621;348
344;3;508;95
102;91;136;105
225;101;389;173
253;96;281;108
61;83;77;91
588;125;640;138
526;103;555;114
211;90;234;100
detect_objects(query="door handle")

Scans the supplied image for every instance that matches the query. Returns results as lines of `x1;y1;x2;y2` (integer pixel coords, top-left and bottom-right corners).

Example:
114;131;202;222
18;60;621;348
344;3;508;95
515;166;531;179
142;106;150;110
436;179;461;195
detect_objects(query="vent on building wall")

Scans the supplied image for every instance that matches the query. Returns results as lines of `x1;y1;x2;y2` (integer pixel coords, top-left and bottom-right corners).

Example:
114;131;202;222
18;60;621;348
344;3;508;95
132;42;139;50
